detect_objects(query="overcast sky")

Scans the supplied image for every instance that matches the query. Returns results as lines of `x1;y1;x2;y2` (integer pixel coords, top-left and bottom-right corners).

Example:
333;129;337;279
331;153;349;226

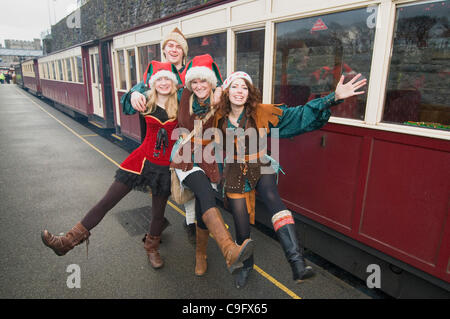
0;0;78;47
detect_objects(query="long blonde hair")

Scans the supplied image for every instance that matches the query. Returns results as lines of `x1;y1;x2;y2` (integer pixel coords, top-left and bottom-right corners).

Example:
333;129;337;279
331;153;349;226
141;83;178;119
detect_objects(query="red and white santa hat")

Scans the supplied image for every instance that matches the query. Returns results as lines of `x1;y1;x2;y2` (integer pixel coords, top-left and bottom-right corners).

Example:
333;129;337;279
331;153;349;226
183;54;223;91
222;71;253;90
143;60;181;88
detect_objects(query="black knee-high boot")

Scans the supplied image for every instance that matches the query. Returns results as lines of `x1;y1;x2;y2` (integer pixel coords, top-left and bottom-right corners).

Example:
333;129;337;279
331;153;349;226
272;210;314;282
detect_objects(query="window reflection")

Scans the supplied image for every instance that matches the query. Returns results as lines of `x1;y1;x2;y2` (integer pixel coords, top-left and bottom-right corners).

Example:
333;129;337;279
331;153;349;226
384;1;450;130
117;50;126;90
138;44;161;81
128;49;137;86
76;56;83;83
274;7;376;120
66;58;72;82
187;33;227;79
236;29;265;93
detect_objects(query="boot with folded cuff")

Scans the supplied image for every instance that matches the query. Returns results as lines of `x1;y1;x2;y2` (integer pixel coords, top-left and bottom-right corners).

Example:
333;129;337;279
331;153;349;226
272;210;314;282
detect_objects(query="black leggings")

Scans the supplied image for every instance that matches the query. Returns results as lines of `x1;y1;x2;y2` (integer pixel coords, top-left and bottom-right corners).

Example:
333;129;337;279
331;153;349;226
80;180;169;236
227;173;286;265
182;170;217;230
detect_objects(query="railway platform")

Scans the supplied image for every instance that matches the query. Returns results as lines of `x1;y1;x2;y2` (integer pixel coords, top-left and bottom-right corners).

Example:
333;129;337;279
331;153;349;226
0;84;381;300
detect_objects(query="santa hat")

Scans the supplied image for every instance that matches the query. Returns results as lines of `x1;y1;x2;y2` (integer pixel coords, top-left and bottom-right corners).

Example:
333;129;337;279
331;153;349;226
183;54;223;91
143;60;182;89
222;71;253;90
161;27;188;60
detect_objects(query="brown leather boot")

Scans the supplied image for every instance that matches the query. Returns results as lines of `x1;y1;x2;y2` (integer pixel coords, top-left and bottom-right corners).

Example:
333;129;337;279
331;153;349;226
143;234;164;269
41;222;90;256
202;207;254;274
195;226;209;276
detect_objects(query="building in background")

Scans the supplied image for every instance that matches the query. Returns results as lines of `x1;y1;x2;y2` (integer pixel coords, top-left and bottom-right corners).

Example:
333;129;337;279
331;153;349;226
0;39;43;70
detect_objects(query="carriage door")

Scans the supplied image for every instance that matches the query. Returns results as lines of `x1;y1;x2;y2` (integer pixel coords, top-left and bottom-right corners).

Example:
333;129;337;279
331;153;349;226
88;47;104;118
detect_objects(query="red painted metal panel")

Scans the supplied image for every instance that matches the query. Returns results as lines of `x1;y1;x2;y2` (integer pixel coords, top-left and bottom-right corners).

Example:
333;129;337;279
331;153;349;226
277;127;364;234
82;47;94;115
23;75;38;93
117;91;141;142
40;79;89;115
33;59;41;93
360;138;450;278
279;123;450;283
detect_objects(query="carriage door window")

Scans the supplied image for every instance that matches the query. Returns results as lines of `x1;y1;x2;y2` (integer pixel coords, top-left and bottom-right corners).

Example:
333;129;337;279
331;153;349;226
89;49;103;117
117;50;126;90
383;1;450;130
187;32;227;79
273;7;376;119
235;28;265;93
127;49;137;87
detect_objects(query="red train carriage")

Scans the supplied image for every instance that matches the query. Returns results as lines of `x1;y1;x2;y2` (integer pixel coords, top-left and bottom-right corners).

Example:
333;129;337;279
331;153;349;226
21;59;41;95
36;43;116;128
108;0;450;298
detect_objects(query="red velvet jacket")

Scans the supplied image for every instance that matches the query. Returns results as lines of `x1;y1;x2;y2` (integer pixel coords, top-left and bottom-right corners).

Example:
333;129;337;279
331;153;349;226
120;114;178;174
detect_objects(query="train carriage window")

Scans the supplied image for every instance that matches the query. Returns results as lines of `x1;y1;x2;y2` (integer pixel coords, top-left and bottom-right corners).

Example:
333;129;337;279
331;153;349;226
94;53;100;84
273;7;376;119
57;60;64;81
383;1;450;130
66;58;72;82
187;32;227;78
76;56;83;83
138;44;161;81
117;50;127;90
235;29;265;93
127;49;137;87
70;57;77;82
51;62;56;80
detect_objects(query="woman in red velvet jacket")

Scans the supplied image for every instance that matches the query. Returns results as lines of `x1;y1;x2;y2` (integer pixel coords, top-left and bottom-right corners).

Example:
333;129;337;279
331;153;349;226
42;61;181;269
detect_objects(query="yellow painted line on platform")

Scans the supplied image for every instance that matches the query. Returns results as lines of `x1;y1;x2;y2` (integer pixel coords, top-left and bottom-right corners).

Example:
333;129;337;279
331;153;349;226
89;121;104;129
112;134;123;141
81;134;98;137
254;265;301;299
19;88;301;300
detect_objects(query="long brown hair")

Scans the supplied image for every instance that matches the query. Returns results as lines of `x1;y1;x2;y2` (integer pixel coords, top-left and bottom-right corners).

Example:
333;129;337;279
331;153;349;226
216;79;262;124
141;83;178;119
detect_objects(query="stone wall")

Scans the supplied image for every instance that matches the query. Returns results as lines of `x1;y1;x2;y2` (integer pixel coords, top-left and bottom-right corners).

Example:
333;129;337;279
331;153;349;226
46;0;221;53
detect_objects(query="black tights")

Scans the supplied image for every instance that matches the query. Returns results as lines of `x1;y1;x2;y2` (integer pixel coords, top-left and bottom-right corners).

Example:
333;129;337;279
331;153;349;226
227;173;286;266
80;180;169;236
182;171;217;230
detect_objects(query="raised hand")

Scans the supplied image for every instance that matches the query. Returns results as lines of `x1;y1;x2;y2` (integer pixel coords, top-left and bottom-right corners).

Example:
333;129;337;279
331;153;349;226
212;86;223;105
131;91;147;112
335;73;367;100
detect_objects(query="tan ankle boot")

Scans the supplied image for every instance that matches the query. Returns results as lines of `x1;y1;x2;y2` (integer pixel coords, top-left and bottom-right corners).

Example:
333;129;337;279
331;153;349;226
41;222;90;256
143;234;164;269
195;226;209;276
202;207;254;274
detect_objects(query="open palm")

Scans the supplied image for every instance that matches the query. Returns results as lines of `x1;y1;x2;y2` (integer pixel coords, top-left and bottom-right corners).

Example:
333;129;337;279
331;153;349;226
335;73;367;100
